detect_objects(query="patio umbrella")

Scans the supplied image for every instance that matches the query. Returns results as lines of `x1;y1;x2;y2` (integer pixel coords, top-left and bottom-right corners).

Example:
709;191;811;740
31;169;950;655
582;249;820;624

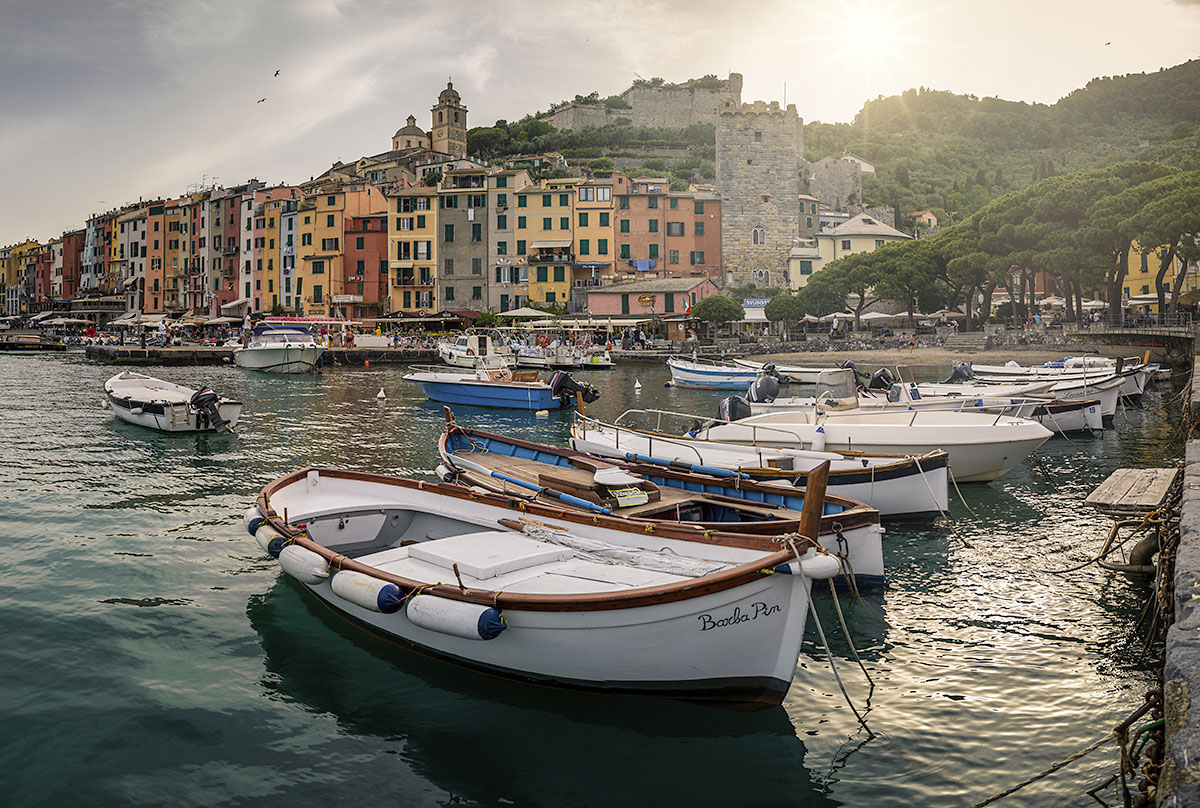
1080;299;1108;309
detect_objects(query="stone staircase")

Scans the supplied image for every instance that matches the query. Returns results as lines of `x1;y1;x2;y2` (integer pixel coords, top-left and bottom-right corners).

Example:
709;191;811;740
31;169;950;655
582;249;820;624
943;331;990;351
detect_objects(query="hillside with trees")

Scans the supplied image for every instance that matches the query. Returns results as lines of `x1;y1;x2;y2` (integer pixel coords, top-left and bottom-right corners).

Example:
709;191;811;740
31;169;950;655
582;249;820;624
472;60;1200;217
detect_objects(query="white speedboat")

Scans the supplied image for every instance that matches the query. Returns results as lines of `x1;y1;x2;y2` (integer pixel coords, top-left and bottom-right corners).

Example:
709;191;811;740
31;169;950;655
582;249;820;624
233;326;325;374
105;372;240;433
1029;399;1104;435
570;412;950;520
667;356;766;390
247;463;843;706
966;358;1154;400
748;385;1043;419
932;363;1124;417
438;332;516;369
702;370;1052;483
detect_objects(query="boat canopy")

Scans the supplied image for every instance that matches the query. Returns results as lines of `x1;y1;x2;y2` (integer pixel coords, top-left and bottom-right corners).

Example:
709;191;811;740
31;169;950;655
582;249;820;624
253;324;312;335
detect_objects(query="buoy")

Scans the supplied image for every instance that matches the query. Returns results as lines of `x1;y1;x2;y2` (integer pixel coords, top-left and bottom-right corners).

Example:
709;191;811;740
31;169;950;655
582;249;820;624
664;381;674;388
377;387;386;399
634;380;642;390
364;360;370;367
535;409;550;417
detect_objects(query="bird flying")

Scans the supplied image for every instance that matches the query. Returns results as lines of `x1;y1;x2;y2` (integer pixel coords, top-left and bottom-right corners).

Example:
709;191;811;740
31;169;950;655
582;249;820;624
274;69;280;77
257;98;266;103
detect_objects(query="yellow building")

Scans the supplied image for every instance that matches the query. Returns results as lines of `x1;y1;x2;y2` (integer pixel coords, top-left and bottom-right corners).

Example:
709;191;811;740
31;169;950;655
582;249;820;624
570;174;623;311
262;198;286;311
1121;241;1200;309
791;212;912;290
516;179;580;307
1;240;40;315
294;185;386;318
388;187;438;314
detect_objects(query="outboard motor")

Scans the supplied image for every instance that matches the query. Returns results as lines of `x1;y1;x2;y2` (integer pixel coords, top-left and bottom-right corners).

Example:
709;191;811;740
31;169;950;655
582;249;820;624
716;395;753;422
190;387;232;433
838;360;870;383
868;367;897;391
745;374;780;403
942;361;975;384
760;363;787;385
549;371;600;408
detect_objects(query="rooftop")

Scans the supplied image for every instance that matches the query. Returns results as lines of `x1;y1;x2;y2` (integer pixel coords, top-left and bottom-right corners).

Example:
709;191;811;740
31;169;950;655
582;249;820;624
825;213;911;240
592;277;712;294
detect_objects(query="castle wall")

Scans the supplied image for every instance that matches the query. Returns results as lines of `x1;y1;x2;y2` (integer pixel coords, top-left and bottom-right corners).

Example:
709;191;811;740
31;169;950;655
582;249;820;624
716;100;803;289
543;74;743;132
808;156;862;211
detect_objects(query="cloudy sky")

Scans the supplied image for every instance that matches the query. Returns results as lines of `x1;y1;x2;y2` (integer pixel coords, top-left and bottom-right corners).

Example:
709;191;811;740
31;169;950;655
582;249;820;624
2;0;1198;245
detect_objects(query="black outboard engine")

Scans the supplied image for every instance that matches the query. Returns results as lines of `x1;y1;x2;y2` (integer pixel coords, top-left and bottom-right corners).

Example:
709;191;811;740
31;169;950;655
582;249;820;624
868;367;897;391
716;395;753;422
745;374;780;403
942;361;974;384
549;371;600;408
760;363;787;385
190;387;232;433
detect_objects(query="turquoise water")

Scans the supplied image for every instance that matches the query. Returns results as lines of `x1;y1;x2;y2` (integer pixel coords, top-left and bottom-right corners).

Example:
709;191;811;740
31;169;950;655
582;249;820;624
0;352;1181;807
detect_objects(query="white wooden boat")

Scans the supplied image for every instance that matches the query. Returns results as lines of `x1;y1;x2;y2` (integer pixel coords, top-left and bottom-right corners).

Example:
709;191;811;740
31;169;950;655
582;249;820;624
748;386;1042;419
438;414;884;584
247;463;844;706
667;356;764;390
1029;399;1104;435
439;332;516;369
570;412;950;520
233;326;325;373
966;358;1153;400
105;372;240;433
732;359;830;384
929;365;1124;418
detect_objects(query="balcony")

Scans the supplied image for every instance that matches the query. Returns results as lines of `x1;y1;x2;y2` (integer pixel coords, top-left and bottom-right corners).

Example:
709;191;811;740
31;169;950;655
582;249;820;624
529;252;574;264
331;294;363;304
220;245;238;255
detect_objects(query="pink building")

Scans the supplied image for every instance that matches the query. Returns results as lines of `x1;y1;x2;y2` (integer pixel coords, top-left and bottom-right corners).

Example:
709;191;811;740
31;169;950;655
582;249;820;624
585;277;718;316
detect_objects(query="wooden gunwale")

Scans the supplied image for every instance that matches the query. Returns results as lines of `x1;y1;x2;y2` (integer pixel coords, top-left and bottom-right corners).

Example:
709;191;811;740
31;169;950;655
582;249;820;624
258;467;815;613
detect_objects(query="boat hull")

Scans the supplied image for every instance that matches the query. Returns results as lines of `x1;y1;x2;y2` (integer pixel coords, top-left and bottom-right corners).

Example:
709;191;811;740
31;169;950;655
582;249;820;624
409;377;566;410
107;392;242;432
233;345;324;373
667;359;758;390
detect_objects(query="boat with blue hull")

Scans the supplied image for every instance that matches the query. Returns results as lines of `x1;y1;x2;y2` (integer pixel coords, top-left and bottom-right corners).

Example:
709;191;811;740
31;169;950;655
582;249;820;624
404;358;599;411
667;356;773;390
437;411;884;586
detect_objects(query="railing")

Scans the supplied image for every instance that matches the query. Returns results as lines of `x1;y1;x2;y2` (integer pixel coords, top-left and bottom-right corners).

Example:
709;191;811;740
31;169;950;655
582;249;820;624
1066;313;1196;331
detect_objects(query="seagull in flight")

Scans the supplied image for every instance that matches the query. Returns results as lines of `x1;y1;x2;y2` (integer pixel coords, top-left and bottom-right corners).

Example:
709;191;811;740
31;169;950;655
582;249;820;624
1105;41;1112;45
274;69;280;77
257;97;267;103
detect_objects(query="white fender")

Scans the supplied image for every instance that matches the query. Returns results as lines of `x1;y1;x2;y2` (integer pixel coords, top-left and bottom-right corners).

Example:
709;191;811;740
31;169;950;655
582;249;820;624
331;570;405;614
406;594;506;640
278;545;329;585
255;525;285;557
812;425;826;452
797;550;841;580
243;506;264;534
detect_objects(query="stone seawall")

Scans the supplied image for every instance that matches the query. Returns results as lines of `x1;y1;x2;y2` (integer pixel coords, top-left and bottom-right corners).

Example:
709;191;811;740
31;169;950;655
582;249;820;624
1161;358;1200;805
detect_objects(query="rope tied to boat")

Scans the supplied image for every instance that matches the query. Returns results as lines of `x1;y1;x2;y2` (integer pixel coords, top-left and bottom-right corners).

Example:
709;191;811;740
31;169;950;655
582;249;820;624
913;455;972;548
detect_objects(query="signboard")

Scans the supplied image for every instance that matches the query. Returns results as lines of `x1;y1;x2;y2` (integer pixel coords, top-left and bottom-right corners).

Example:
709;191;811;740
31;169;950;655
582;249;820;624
743;298;770;307
637;294;655;306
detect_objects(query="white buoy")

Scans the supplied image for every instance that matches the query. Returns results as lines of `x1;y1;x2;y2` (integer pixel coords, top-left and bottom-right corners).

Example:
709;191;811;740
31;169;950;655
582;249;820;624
634;379;642;390
376;387;386;399
535;409;550;417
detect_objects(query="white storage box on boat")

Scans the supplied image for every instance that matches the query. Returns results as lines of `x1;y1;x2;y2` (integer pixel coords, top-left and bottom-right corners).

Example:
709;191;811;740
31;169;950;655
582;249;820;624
406;594;506;640
331;570;405;614
279;545;329;585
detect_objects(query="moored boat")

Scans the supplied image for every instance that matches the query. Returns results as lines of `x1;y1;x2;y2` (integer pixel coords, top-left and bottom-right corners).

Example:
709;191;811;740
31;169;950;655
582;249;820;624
404;357;599;410
247;462;843;706
439;331;516;369
232;325;325;374
104;372;240;433
570;411;950;520
438;412;884;585
667;355;770;390
732;359;831;384
0;332;66;352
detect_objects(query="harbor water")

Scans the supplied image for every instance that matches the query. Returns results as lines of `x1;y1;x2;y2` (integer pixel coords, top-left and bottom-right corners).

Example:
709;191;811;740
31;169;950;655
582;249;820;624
0;352;1183;806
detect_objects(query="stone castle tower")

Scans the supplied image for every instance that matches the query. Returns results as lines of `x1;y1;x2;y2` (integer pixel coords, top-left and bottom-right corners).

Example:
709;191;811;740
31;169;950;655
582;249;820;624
431;80;467;158
716;99;804;289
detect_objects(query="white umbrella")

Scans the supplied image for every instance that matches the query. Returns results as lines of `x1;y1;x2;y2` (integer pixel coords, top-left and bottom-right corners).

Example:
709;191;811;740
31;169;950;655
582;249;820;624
859;311;900;322
1039;296;1066;307
1081;299;1108;309
818;311;855;323
495;306;552;318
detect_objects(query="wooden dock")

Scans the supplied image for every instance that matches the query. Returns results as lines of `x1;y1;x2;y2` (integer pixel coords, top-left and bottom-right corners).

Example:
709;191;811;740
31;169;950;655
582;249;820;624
1084;467;1180;517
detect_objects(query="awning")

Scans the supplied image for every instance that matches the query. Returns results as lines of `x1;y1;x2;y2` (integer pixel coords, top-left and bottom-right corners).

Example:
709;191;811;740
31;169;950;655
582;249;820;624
741;308;767;322
123;277;139;289
528;239;571;249
496;306;553;318
29;312;55;321
220;297;250;313
203;316;242;326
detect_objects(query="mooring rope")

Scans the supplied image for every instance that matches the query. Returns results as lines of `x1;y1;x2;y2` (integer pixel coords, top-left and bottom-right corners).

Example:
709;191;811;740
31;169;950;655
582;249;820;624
968;731;1116;808
913;455;971;548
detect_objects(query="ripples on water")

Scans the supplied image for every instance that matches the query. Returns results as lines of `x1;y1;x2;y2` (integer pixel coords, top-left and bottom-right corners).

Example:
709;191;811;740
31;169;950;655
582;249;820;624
0;353;1181;806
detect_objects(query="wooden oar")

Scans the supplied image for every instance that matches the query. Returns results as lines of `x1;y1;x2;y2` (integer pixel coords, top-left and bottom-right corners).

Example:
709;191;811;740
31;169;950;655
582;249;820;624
448;453;613;515
798;460;830;543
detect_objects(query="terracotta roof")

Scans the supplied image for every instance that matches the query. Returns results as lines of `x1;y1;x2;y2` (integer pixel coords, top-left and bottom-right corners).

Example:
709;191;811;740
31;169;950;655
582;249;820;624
592;277;712;294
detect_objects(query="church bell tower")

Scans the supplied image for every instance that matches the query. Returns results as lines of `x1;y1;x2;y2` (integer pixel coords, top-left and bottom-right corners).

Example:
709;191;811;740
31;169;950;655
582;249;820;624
431;80;468;158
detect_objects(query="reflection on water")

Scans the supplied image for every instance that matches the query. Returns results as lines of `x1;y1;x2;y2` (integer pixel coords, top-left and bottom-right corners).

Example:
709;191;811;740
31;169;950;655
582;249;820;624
0;353;1183;806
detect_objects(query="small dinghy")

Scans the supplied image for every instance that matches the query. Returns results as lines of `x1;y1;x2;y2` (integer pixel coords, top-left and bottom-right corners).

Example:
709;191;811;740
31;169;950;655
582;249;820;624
570;411;950;521
438;410;884;585
104;372;240;433
247;462;842;706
